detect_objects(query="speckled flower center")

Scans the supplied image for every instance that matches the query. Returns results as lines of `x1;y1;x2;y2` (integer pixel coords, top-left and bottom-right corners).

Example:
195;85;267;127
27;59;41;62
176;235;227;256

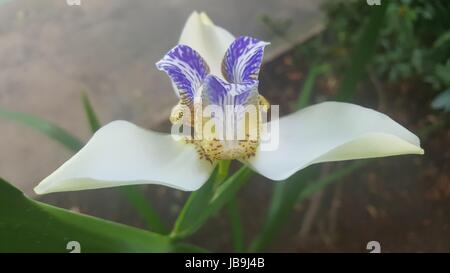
171;93;269;162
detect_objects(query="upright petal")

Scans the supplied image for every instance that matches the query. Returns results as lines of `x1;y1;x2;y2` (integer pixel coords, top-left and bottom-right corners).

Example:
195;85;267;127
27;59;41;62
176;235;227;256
156;44;209;104
34;121;214;194
179;11;234;76
222;36;269;83
202;74;258;107
246;102;424;180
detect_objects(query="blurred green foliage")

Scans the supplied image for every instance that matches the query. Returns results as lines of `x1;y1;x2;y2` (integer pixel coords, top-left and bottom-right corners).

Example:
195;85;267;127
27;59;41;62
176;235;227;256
298;0;450;109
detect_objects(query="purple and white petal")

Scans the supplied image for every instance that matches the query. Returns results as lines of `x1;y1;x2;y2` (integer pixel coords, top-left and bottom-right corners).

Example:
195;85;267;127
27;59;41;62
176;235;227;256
202;75;258;107
222;36;269;83
202;75;259;128
156;44;210;105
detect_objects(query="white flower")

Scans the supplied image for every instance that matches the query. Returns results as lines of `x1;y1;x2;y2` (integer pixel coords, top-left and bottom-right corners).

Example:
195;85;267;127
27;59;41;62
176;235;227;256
34;11;424;195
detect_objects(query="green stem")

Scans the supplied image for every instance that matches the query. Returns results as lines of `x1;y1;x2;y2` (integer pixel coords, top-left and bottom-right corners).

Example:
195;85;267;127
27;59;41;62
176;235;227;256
171;166;252;240
121;186;168;234
335;3;388;101
215;160;231;191
297;161;367;204
296;63;331;109
217;160;231;183
218;160;246;252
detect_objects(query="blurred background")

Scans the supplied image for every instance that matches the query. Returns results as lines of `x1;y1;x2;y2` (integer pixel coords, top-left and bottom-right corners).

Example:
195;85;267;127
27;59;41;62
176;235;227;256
0;0;449;252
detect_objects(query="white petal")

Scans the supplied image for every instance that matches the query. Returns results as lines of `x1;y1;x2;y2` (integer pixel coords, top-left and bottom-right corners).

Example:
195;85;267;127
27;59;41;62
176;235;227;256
179;11;234;76
34;121;214;194
247;102;424;180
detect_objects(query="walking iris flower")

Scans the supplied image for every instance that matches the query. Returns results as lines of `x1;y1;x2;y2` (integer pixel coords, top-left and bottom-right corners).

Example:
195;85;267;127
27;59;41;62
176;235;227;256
34;11;424;195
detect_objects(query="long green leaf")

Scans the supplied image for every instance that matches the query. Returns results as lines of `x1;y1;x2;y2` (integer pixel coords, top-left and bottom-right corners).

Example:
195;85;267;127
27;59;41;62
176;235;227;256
0;108;83;152
0;178;172;253
336;3;388;101
218;160;246;252
172;243;210;253
296;63;330;109
248;167;317;252
208;167;253;216
249;3;389;253
227;197;245;252
171;168;218;238
81;92;101;132
172;167;252;239
249;161;368;252
121;186;168;234
297;161;368;203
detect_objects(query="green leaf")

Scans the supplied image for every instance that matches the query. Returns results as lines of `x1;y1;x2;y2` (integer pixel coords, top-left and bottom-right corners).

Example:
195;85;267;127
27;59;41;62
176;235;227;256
172;243;210;253
227;197;245;252
171;168;218;238
172;167;252;239
296;63;331;109
216;160;246;252
435;63;450;86
121;185;168;234
0;108;83;152
336;3;388;101
433;30;450;49
81;92;101;132
248;167;318;252
297;161;368;203
0;178;172;253
208;167;252;217
249;161;367;252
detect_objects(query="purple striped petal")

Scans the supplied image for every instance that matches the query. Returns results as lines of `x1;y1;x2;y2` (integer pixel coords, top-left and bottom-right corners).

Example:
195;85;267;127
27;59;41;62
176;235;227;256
156;44;209;105
203;75;258;107
222;36;269;83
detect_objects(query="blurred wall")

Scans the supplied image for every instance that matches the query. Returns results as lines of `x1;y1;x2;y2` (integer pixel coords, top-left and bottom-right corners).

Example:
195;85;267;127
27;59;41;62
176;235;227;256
0;0;323;195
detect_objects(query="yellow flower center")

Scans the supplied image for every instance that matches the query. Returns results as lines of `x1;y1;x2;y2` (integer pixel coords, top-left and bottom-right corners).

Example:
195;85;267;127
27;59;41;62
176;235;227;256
170;95;270;162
